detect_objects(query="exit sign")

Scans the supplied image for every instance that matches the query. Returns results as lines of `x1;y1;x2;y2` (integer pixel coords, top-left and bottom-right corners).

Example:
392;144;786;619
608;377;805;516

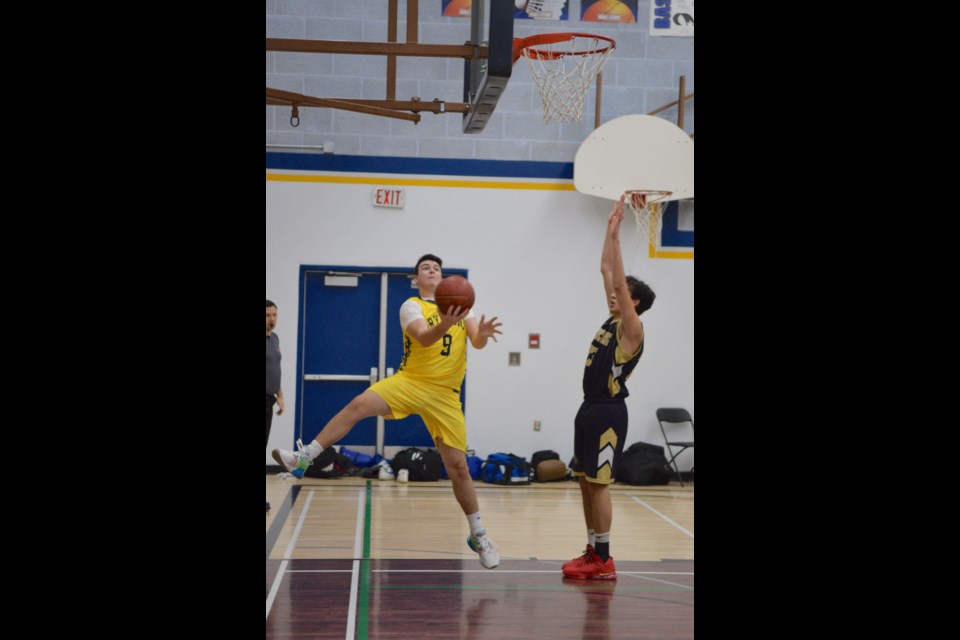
373;187;405;208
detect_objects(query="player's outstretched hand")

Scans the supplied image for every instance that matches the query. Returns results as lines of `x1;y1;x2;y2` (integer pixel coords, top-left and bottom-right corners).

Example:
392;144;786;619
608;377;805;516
478;315;503;342
608;195;625;235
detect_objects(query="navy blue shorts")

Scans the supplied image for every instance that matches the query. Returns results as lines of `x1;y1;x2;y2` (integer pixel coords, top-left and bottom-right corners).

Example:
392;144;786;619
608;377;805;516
571;400;628;484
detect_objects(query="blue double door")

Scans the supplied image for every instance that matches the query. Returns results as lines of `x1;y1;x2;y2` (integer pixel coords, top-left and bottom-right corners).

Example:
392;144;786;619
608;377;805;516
294;265;468;456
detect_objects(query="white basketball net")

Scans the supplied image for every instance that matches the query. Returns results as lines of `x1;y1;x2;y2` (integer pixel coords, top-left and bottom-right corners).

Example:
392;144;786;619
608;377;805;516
625;191;672;248
520;34;615;124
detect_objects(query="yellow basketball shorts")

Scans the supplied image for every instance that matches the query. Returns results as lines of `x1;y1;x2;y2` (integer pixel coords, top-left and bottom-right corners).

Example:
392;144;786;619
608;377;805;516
368;372;467;452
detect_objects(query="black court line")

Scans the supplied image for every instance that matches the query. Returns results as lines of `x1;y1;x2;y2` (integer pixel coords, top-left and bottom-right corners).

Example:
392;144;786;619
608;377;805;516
266;484;302;560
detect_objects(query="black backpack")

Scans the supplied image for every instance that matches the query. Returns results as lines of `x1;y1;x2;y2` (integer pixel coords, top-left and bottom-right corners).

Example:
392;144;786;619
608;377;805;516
391;447;443;481
303;451;353;478
617;442;673;485
531;449;560;468
530;450;562;481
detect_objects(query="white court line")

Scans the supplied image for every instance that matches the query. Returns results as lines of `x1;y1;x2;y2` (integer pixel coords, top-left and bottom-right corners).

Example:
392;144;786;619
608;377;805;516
621;572;693;589
630;494;694;538
266;489;316;620
370;569;693;575
279;568;693;575
284;569;355;573
345;489;365;640
283;569;693;576
292;484;692;501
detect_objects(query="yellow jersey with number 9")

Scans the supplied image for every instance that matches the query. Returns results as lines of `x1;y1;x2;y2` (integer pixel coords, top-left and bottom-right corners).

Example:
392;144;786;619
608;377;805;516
397;297;468;388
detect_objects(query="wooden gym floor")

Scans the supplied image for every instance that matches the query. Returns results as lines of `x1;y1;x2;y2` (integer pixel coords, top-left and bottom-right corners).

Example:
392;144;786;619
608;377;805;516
266;476;694;639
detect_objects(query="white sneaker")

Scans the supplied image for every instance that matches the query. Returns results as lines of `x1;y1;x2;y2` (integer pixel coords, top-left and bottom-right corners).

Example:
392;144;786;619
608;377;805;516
397;469;409;483
467;533;500;569
378;464;395;480
272;439;312;478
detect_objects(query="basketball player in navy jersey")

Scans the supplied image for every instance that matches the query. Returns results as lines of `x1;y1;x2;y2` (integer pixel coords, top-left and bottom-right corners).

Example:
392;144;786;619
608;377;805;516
563;196;656;580
272;254;504;568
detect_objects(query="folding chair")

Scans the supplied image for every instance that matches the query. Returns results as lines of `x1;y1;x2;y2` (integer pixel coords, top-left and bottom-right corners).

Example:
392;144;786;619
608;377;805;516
656;408;695;486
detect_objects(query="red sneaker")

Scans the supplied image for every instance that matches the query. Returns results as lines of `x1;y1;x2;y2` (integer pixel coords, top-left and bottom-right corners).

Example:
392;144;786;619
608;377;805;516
562;554;617;580
562;545;596;571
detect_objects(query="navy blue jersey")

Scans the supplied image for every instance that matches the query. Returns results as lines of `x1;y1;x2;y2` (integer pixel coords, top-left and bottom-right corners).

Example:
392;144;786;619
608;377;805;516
582;316;644;400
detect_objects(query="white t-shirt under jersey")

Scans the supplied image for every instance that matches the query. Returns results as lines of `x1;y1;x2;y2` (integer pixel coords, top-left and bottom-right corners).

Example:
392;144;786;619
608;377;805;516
400;298;476;330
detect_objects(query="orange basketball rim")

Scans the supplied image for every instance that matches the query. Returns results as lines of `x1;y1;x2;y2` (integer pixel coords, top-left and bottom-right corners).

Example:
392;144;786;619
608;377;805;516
511;33;616;124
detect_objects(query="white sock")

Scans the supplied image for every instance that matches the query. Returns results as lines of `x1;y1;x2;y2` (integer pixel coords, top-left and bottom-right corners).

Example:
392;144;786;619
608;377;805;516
303;441;324;460
588;529;596;547
467;512;485;537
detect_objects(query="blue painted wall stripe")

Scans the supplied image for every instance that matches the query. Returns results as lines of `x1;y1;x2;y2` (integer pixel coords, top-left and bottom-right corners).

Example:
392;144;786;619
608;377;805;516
266;152;573;180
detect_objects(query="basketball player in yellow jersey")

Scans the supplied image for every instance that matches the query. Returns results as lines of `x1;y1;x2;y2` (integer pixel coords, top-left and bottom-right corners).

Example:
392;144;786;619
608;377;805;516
563;196;655;580
273;254;504;568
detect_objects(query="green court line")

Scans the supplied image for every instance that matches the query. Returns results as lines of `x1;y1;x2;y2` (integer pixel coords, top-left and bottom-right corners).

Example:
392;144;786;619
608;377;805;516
356;481;372;640
364;481;372;557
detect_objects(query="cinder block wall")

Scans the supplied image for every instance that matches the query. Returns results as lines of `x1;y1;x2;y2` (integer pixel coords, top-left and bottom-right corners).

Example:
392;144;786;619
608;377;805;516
266;0;693;161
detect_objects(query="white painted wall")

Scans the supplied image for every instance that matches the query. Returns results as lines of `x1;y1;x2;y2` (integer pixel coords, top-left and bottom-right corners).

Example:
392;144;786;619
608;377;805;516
266;169;694;470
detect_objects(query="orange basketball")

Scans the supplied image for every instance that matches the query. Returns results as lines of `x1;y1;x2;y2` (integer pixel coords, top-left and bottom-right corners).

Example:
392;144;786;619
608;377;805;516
434;276;475;315
443;0;472;18
582;0;635;23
